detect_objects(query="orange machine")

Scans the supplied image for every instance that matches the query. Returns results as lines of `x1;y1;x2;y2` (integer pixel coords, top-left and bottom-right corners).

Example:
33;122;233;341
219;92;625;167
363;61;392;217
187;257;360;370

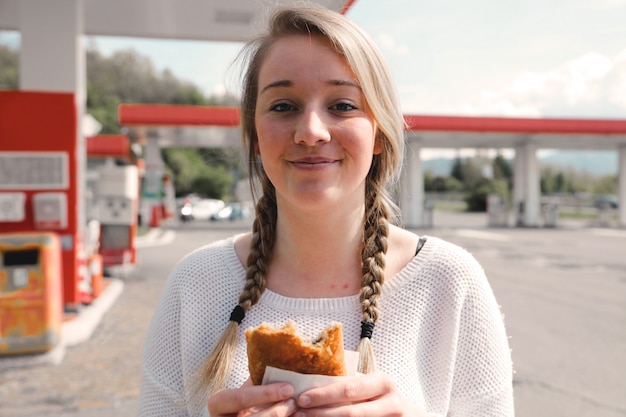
0;232;63;355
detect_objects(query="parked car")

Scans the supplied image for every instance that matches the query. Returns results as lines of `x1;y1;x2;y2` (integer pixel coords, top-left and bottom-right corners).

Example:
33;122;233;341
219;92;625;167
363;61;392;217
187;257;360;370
210;202;249;221
179;201;193;222
179;198;224;221
594;195;619;210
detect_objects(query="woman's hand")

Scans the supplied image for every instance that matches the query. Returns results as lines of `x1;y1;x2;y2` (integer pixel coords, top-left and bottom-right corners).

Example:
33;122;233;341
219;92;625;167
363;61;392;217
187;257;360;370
207;379;297;417
293;372;427;416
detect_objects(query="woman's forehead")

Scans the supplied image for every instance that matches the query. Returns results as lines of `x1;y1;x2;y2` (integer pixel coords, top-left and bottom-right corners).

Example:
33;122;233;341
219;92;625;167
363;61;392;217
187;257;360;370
258;35;357;87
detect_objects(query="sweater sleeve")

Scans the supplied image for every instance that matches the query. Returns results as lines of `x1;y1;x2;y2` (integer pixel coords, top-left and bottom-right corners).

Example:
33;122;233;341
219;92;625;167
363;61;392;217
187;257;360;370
137;266;189;417
448;249;515;416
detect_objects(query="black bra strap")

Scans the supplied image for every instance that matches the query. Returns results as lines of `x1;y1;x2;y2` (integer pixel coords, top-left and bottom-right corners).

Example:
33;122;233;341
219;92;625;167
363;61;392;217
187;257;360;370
415;236;427;256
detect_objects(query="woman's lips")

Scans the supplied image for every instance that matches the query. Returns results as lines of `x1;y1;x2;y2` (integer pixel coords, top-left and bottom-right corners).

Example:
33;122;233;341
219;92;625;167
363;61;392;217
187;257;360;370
289;157;338;169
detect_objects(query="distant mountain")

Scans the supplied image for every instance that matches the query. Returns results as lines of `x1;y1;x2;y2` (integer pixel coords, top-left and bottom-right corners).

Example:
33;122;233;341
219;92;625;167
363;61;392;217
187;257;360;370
422;150;618;177
539;150;617;175
422;158;455;176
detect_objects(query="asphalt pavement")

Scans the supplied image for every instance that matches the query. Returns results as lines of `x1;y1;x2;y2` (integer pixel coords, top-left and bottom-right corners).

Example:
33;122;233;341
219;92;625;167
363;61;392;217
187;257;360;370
0;211;624;417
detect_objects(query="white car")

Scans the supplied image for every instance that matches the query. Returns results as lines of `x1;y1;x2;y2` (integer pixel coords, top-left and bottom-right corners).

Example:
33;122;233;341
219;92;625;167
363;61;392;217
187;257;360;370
210;202;250;222
189;199;225;221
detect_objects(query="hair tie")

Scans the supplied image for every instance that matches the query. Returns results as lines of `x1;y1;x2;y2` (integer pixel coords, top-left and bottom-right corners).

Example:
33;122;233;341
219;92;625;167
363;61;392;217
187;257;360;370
229;305;245;324
360;321;375;339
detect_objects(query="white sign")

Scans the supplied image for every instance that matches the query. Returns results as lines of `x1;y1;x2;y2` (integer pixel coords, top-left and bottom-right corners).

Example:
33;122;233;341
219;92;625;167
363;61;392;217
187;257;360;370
13;268;29;289
0;192;26;222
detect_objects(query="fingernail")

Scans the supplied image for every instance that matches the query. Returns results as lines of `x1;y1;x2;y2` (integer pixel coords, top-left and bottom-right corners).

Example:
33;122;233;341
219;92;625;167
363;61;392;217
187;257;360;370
299;394;310;406
285;398;297;413
279;384;294;398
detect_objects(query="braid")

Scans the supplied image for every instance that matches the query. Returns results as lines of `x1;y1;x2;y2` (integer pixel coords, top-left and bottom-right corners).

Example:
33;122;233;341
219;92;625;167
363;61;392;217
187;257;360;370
240;190;277;309
356;185;390;373
195;189;277;397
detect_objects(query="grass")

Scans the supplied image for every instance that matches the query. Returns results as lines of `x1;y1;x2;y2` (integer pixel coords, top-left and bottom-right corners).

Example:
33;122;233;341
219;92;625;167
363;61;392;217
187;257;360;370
433;202;616;222
558;211;598;220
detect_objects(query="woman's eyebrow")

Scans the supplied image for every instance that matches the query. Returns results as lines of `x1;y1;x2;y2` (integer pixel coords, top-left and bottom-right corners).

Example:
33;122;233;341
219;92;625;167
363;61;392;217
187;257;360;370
328;79;360;89
261;79;292;93
261;78;360;93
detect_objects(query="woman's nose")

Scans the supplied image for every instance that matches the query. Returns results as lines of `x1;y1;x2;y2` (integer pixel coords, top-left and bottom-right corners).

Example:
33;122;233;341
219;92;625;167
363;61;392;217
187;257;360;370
294;109;331;146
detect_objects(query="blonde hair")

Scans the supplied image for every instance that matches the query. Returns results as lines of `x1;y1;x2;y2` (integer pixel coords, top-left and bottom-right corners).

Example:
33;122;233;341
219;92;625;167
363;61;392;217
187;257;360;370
198;5;405;396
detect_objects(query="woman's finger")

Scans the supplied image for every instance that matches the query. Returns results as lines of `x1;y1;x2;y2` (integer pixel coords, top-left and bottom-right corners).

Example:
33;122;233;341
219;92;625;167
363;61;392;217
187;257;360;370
297;372;393;408
208;383;295;415
245;398;298;417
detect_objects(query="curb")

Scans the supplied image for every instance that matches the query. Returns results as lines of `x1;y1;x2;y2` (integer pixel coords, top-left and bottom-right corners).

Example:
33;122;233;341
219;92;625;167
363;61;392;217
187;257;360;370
62;279;124;347
0;278;124;371
135;227;176;248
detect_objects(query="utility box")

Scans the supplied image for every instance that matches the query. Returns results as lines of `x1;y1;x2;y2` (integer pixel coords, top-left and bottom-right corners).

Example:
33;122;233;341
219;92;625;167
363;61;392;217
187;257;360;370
0;232;63;355
543;201;560;228
488;194;509;227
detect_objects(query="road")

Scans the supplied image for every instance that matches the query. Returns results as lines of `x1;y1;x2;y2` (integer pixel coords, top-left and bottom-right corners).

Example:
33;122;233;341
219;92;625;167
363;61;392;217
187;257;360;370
1;212;625;416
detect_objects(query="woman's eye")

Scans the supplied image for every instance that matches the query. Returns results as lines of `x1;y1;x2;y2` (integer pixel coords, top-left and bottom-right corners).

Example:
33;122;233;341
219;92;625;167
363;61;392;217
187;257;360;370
269;102;295;112
331;102;358;112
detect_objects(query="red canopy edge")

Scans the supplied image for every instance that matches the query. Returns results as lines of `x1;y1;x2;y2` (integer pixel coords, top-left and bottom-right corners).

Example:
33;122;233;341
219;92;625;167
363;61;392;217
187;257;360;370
404;114;626;135
118;104;241;127
86;134;130;158
340;0;358;14
118;104;626;135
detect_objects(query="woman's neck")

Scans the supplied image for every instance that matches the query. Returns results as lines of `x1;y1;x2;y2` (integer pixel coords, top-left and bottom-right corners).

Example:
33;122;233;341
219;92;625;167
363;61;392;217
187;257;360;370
267;201;365;297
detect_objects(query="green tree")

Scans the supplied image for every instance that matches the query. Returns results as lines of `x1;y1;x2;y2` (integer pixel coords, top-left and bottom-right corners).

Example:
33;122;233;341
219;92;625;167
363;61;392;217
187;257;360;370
592;175;617;195
450;157;464;183
0;44;18;89
86;48;212;133
541;166;558;194
460;158;484;190
555;172;566;193
161;147;236;200
425;174;463;192
465;178;510;212
493;153;512;180
450;157;483;190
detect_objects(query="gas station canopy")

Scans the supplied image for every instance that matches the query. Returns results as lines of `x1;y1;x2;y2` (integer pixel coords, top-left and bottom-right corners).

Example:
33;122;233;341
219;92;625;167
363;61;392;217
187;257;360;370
2;0;626;229
117;103;626;151
0;0;353;42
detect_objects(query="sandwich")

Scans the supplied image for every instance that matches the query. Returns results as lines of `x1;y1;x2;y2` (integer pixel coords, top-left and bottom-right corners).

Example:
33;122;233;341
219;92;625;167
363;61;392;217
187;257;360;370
245;320;347;385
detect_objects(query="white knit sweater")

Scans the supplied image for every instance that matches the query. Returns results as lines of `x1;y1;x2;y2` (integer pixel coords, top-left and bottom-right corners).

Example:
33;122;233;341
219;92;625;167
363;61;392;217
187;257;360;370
138;235;514;416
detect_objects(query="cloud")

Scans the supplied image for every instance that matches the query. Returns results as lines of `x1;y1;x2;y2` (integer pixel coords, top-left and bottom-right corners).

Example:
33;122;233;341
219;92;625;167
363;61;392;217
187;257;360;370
377;33;409;56
591;0;626;8
452;49;626;118
611;49;626;108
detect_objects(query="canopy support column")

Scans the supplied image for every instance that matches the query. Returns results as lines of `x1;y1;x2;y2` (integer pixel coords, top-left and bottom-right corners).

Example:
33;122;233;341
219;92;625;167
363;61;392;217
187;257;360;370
513;142;540;227
141;136;167;227
618;146;626;228
400;140;424;228
19;0;86;232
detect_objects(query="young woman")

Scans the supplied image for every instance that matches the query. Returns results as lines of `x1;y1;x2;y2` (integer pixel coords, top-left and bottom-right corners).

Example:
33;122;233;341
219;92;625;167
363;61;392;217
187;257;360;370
138;6;514;417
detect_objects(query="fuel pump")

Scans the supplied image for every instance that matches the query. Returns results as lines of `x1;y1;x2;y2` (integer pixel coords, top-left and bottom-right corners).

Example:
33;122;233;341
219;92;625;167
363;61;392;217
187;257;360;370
96;159;139;270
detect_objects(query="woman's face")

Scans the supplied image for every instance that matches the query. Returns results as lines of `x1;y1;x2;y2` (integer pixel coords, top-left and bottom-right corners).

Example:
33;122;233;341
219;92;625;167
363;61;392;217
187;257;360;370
255;34;380;214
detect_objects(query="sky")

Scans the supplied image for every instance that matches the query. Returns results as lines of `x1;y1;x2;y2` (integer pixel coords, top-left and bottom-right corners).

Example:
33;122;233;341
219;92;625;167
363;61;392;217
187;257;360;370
85;0;626;120
1;0;625;157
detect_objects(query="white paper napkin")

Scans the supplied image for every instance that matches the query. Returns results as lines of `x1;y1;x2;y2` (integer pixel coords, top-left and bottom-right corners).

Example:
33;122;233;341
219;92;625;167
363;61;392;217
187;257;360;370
261;350;360;397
